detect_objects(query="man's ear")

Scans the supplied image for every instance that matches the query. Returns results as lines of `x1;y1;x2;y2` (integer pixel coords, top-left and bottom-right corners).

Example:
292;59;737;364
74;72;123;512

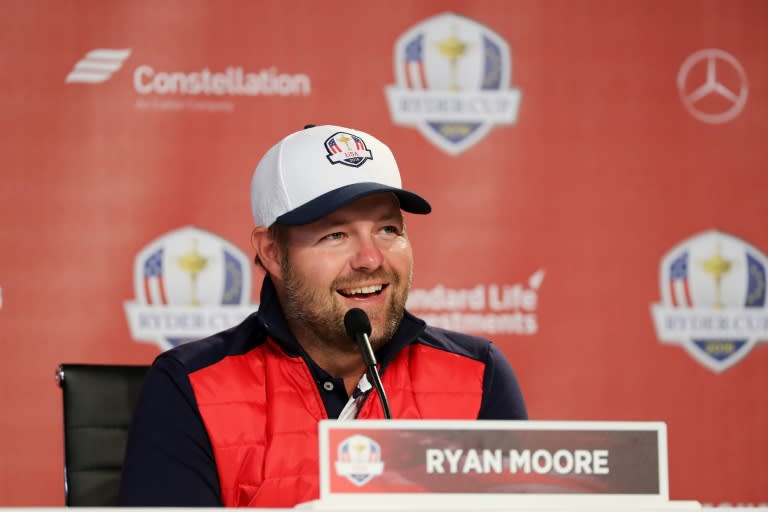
251;227;283;278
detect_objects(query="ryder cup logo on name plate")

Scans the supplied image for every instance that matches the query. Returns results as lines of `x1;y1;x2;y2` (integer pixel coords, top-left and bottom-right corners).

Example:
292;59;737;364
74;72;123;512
324;131;374;168
650;230;768;373
124;226;255;350
385;12;522;155
334;435;384;486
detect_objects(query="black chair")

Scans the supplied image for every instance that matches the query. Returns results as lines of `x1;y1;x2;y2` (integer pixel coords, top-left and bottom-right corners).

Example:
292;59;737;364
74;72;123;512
56;363;149;506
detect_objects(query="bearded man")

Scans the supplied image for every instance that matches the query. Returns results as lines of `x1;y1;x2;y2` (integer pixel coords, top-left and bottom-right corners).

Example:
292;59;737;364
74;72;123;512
119;124;527;508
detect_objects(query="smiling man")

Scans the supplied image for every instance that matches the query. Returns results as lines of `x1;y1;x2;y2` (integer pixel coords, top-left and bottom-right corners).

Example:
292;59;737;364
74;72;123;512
119;125;527;508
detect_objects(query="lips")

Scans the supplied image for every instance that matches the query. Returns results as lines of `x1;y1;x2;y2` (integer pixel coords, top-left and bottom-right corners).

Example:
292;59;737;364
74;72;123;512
337;284;387;298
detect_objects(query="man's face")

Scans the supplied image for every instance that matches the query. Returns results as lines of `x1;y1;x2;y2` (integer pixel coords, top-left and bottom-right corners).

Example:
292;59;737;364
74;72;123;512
276;193;413;352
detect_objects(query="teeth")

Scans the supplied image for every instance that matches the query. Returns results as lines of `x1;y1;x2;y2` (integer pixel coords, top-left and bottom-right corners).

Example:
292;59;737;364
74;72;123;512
341;285;383;295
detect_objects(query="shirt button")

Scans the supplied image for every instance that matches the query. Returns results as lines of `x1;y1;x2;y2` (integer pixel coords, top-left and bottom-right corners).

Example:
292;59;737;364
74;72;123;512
323;381;334;391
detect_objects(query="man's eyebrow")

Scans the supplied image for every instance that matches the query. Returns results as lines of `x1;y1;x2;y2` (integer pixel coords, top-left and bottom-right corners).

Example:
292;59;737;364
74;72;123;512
318;211;403;228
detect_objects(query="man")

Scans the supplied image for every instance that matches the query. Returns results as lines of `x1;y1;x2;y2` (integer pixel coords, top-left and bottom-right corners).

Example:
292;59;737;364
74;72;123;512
119;124;527;508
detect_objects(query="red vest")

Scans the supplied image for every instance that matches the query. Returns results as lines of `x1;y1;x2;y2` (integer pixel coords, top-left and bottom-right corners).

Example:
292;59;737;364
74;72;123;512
188;337;485;508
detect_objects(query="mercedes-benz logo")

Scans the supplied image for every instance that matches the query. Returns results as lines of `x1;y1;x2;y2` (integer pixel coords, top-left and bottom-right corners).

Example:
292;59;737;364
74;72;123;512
677;49;748;124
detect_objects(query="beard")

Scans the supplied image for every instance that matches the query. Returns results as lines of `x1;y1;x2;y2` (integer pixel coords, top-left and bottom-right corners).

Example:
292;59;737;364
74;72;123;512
280;256;411;354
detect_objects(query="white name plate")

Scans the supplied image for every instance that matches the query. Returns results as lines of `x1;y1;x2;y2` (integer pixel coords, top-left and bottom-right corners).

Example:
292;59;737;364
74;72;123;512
318;420;673;507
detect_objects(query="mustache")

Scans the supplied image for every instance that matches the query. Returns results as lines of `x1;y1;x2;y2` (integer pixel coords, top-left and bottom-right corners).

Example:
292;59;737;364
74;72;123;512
332;269;399;290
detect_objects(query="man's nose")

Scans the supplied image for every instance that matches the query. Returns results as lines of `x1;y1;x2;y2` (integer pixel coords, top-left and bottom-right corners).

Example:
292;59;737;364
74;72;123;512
350;235;384;271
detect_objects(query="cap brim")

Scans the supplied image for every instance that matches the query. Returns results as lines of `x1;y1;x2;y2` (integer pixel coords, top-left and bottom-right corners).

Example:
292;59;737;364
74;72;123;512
276;182;432;226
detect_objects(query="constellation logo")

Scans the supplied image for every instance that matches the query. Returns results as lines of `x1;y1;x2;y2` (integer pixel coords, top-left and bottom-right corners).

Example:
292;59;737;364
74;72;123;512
650;230;768;373
65;49;132;84
385;12;522;155
64;48;312;112
124;226;256;351
677;49;748;124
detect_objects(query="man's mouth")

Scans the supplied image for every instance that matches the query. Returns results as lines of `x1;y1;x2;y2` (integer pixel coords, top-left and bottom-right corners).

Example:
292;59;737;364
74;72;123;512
337;284;387;298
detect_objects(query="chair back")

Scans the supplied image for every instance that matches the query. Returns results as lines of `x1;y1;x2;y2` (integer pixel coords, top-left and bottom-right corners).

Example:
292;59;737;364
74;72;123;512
56;363;149;506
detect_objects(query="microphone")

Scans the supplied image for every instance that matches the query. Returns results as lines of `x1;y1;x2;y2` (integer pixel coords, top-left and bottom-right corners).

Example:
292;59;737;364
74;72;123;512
344;308;392;419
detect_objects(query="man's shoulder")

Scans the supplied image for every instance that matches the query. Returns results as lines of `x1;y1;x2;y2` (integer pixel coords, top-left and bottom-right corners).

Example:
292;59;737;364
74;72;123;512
156;312;267;375
417;324;493;362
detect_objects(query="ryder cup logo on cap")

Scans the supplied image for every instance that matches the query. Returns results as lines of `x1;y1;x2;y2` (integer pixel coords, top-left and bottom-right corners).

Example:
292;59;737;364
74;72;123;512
124;226;255;351
325;131;373;167
250;124;430;227
334;434;384;486
650;230;768;373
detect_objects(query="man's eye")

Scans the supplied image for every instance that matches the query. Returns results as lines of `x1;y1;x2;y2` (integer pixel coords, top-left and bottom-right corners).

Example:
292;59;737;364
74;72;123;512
382;226;401;235
322;232;344;241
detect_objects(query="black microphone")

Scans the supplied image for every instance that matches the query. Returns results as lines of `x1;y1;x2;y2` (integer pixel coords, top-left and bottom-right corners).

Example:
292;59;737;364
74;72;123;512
344;308;392;419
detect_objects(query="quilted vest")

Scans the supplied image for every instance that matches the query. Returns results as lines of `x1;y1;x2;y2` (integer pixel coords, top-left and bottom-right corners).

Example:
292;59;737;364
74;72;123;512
188;337;485;508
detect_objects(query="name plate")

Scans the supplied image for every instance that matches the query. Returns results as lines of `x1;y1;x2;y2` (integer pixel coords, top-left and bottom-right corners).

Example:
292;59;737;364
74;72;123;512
318;420;668;504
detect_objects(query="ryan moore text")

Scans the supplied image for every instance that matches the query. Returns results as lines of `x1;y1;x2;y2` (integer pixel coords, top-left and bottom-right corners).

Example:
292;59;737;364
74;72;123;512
426;448;610;475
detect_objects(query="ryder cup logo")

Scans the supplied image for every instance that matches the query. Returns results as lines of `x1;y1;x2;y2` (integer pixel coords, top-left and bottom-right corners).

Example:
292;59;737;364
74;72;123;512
334;435;384;486
385;12;522;155
650;230;768;372
124;226;255;350
325;132;373;168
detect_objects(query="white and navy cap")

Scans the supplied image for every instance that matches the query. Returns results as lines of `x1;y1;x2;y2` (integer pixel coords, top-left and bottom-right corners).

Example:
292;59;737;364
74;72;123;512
250;124;431;227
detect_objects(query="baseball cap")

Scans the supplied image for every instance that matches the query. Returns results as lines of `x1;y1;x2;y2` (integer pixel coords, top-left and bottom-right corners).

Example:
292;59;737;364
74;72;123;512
250;124;431;227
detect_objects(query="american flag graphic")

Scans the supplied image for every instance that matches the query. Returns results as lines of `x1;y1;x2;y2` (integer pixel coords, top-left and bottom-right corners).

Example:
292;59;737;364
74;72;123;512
351;135;365;151
339;443;351;463
327;137;342;154
143;249;168;305
669;252;692;307
746;253;766;307
369;443;381;462
404;34;427;89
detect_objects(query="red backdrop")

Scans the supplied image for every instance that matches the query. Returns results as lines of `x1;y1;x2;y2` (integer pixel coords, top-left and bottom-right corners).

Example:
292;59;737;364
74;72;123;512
1;0;766;506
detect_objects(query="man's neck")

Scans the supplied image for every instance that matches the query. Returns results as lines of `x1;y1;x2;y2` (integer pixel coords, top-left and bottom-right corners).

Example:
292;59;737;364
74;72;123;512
289;324;368;396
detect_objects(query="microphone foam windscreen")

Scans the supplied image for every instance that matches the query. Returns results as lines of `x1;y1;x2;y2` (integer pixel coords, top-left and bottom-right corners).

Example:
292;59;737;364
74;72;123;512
344;308;372;339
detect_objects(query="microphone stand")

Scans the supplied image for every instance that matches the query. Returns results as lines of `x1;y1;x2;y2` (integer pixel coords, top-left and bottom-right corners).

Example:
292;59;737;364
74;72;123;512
344;308;392;419
364;348;391;420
